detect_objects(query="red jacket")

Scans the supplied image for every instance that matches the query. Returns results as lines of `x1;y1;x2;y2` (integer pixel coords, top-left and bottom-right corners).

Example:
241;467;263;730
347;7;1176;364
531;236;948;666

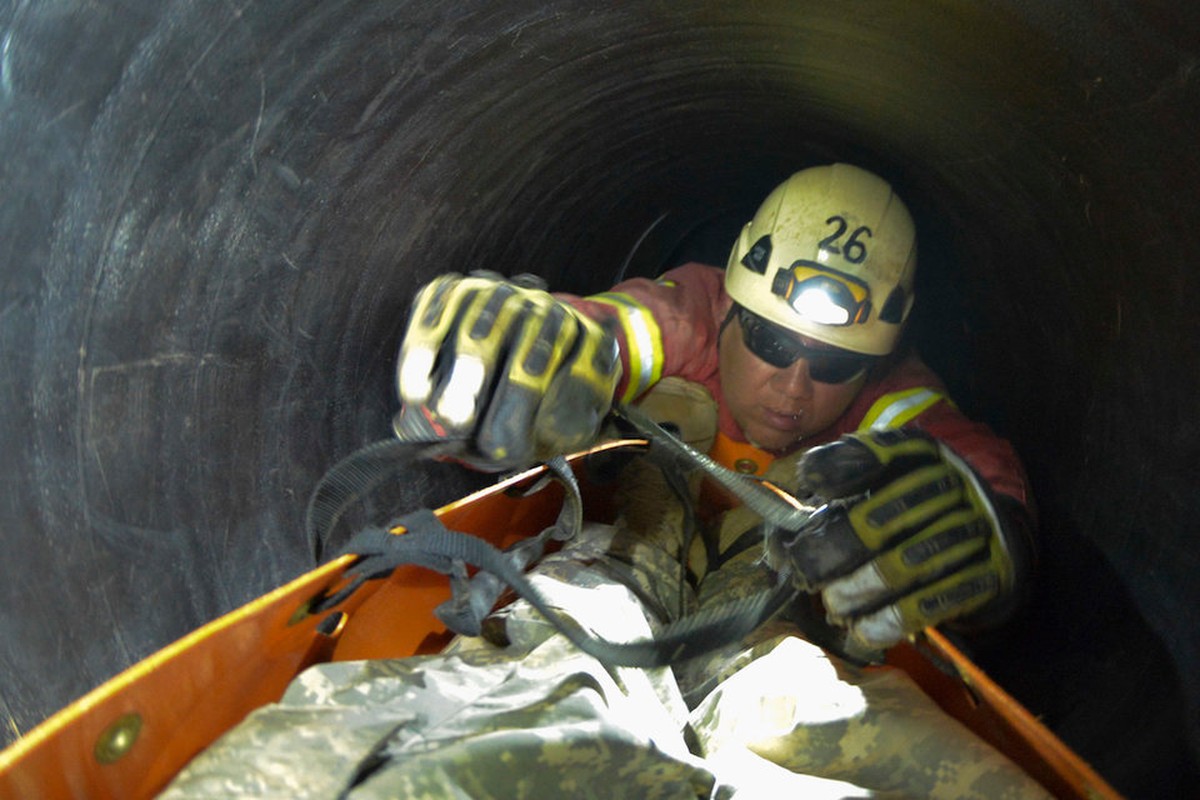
565;263;1032;511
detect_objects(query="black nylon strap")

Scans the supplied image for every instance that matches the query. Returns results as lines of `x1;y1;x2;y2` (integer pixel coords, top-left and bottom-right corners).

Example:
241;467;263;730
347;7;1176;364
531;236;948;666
303;403;815;668
613;404;815;531
305;436;459;562
434;455;581;634
315;506;796;668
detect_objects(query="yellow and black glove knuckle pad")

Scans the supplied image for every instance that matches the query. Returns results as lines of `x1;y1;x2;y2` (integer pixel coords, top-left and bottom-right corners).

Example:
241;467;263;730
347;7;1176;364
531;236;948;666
784;464;959;586
397;273;619;468
532;313;620;459
891;560;1000;631
397;274;470;410
849;463;963;548
787;429;1011;646
840;559;1001;651
458;289;619;467
871;508;991;588
798;428;941;498
399;275;527;437
476;294;578;465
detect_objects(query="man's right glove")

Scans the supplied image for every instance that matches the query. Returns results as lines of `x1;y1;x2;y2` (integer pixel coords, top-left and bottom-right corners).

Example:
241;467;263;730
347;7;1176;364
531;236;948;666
394;271;621;470
772;428;1035;651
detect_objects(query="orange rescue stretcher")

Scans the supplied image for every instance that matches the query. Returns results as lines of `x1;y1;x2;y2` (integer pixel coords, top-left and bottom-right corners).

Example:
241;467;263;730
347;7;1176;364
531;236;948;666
0;440;1123;799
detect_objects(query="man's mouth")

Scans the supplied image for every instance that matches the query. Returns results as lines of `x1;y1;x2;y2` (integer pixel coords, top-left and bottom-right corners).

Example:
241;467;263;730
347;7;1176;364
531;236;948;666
760;407;805;431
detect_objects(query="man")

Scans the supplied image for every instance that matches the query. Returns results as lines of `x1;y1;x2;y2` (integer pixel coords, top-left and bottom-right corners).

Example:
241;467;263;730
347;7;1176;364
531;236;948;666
395;162;1035;652
162;165;1047;798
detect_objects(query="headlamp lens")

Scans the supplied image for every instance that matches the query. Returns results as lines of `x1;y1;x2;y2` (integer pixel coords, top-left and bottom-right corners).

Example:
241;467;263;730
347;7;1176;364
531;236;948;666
772;263;871;327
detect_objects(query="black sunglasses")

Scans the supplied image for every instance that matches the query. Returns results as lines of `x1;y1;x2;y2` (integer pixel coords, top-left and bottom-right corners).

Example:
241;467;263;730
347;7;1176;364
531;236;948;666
736;308;873;384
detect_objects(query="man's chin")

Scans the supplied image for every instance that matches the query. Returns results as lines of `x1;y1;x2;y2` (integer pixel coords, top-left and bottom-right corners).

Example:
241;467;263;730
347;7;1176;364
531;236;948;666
745;426;806;455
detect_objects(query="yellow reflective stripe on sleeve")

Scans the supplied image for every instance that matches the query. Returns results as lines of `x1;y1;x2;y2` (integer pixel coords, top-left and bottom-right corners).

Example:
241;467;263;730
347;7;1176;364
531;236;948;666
586;291;664;403
859;387;951;431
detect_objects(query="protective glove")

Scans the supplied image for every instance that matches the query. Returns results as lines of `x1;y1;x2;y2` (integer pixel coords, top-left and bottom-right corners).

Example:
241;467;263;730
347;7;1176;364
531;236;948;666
773;428;1034;651
394;271;621;470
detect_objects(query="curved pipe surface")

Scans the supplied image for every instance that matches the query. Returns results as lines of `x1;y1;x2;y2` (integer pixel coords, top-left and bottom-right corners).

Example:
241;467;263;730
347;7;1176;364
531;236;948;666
1;1;1197;792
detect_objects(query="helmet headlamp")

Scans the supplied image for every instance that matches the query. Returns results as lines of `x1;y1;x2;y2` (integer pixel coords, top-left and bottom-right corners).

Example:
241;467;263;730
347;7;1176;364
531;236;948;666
771;262;871;327
724;164;917;356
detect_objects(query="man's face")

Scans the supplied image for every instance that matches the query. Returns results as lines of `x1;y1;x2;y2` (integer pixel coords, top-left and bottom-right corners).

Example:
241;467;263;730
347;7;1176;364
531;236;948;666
718;310;870;452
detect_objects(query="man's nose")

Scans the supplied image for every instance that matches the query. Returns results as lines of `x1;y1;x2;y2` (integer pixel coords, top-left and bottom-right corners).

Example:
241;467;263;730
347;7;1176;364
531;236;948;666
771;358;814;398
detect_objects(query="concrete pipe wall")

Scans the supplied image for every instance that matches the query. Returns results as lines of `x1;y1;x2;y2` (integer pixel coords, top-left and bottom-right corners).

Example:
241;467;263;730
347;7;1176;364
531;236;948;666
1;1;1197;793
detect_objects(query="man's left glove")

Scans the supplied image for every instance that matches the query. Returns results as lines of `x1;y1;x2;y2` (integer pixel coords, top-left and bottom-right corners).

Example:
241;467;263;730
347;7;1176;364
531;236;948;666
774;428;1035;650
394;271;621;470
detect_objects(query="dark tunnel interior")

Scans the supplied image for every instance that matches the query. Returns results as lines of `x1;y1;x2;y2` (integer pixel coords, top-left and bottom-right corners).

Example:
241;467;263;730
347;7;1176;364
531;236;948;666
2;1;1199;794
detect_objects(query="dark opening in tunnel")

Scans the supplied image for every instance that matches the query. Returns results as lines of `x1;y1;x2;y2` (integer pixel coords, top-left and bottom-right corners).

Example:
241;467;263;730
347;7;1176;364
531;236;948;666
2;1;1199;794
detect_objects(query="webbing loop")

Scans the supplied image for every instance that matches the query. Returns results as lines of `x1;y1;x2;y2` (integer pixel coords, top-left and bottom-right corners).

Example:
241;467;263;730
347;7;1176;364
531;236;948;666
303;405;817;667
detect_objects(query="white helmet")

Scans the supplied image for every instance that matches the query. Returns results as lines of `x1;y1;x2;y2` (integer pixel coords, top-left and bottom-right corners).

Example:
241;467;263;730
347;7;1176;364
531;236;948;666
725;164;917;356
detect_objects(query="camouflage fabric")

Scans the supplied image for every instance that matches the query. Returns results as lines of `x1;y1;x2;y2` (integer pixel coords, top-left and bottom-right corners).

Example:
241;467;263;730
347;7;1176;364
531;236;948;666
161;631;716;799
159;381;1051;799
690;631;1051;799
160;521;1050;800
